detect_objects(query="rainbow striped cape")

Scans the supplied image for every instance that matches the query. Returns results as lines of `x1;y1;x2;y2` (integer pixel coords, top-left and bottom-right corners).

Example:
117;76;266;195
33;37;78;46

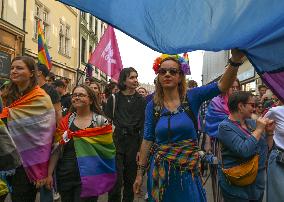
55;113;117;197
0;86;56;182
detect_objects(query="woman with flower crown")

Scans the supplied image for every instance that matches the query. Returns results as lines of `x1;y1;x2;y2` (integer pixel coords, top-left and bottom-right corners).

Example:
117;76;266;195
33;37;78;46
133;49;245;202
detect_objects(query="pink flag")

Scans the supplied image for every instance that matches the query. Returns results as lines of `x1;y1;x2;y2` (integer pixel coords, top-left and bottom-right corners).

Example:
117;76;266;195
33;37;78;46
89;26;123;81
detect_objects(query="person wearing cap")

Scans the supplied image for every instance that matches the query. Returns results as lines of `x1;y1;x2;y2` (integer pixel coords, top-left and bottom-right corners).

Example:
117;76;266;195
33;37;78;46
53;79;72;116
37;63;62;125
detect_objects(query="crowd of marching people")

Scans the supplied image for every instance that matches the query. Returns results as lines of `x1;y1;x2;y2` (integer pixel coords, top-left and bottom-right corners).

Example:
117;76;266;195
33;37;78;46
0;50;283;202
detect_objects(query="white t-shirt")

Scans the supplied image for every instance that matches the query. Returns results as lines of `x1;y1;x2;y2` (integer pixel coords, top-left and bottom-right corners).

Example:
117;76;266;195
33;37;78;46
264;106;284;150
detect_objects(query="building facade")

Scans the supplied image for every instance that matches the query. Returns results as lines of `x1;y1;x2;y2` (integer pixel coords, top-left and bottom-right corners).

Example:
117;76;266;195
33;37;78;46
0;0;26;79
24;0;79;89
202;50;263;94
139;83;155;93
78;11;107;87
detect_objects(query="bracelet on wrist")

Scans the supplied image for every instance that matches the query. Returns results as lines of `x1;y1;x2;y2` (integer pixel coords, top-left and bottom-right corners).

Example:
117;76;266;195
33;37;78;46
267;133;274;136
228;58;243;67
137;164;147;175
137;164;146;169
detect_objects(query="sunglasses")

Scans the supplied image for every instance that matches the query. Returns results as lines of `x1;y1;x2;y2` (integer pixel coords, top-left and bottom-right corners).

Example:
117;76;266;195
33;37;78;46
245;103;256;108
158;68;180;76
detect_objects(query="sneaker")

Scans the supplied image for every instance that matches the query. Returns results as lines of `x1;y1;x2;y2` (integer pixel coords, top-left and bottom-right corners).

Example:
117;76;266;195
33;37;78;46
53;191;60;201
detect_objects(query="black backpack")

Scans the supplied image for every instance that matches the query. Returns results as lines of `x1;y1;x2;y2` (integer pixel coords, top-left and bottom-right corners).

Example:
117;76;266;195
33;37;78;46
152;98;198;141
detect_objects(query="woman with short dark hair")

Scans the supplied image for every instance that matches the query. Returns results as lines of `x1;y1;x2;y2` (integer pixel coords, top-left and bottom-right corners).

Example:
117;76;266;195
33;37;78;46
218;91;274;202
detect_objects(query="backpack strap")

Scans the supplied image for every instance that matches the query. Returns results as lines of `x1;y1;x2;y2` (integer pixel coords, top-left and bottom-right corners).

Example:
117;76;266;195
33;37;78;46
68;113;76;128
111;94;116;119
181;98;198;133
152;104;162;142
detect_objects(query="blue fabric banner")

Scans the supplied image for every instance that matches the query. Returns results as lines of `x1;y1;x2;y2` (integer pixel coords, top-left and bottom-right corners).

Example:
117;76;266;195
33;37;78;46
58;0;284;100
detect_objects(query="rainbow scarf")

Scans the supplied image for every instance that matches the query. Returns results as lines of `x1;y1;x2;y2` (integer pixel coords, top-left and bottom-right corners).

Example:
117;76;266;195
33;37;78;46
0;86;55;182
55;114;116;197
205;95;229;138
150;139;200;202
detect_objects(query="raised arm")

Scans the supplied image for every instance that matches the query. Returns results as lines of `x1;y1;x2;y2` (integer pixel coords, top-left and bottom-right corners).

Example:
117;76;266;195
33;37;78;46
218;49;245;93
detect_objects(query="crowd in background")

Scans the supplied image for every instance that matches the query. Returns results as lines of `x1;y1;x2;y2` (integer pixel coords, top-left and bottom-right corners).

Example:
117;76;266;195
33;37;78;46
0;54;283;202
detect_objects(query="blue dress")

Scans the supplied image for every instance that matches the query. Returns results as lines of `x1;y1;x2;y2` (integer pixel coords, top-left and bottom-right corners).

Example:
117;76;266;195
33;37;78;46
144;82;221;202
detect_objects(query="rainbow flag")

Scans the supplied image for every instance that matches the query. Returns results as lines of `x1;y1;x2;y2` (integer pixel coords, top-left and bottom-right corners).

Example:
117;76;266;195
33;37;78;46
38;21;52;70
55;114;117;197
0;86;56;182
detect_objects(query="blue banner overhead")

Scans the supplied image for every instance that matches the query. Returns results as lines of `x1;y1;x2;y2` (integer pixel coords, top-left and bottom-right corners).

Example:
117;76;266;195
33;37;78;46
58;0;284;100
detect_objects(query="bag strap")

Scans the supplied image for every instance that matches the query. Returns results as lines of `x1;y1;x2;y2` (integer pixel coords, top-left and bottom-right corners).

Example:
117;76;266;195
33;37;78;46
112;94;116;119
181;98;198;133
68;113;76;128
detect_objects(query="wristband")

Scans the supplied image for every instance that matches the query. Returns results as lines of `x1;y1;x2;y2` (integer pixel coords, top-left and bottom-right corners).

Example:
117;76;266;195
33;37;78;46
228;58;243;67
137;164;146;175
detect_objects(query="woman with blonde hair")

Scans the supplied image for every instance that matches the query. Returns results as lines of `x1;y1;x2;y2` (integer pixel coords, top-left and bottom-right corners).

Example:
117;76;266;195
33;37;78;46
133;49;245;202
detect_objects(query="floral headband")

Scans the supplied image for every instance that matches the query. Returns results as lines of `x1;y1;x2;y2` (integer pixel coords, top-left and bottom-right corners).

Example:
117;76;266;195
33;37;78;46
153;53;190;75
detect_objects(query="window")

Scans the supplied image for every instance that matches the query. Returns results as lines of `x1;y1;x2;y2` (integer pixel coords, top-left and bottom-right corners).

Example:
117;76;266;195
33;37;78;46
89;46;93;58
42;9;49;42
101;23;104;35
43;10;48;22
81;38;86;63
58;22;71;57
35;5;40;17
65;26;70;56
89;16;93;30
94;18;98;35
59;22;64;54
33;18;40;39
33;3;50;44
33;4;41;39
81;12;86;20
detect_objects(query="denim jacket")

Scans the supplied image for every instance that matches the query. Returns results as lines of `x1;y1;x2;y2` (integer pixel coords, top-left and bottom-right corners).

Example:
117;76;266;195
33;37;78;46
217;118;268;200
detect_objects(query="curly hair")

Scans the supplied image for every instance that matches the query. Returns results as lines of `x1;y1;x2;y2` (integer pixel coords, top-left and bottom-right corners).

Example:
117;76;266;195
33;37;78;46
2;56;38;106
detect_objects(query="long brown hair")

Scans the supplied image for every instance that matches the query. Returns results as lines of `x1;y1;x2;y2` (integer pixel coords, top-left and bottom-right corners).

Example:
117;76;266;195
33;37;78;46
3;56;38;106
71;84;103;115
153;57;187;106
